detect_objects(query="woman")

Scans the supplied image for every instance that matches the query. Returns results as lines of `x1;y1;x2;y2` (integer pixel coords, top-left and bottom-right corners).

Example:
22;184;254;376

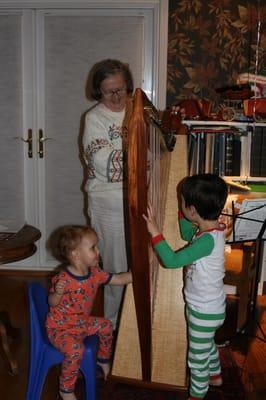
82;59;133;329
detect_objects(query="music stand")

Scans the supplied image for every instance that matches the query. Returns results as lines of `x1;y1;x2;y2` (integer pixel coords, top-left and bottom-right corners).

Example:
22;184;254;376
223;198;266;322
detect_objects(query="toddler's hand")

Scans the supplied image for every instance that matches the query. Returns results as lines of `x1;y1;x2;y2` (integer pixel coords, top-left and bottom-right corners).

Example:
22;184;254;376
143;203;161;237
54;280;66;295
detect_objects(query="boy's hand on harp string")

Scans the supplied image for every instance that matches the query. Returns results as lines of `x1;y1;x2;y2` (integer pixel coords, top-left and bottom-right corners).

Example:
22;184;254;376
143;203;161;238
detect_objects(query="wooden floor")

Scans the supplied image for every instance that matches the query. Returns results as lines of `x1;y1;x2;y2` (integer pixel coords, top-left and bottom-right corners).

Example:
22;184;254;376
0;270;265;399
216;295;266;400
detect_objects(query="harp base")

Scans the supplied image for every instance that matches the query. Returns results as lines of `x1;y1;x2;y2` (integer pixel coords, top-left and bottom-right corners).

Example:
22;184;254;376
108;374;188;392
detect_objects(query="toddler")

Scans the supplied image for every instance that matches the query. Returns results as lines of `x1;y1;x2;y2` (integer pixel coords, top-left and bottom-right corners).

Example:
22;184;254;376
46;225;132;400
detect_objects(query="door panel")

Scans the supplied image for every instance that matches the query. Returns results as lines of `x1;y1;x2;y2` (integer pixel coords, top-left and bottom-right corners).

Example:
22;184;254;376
0;14;25;231
38;11;151;267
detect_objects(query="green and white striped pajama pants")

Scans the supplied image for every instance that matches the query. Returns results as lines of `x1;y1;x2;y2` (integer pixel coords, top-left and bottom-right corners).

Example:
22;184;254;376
186;306;225;399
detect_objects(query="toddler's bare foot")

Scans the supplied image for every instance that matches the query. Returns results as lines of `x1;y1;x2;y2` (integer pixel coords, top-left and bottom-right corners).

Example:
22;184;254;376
59;391;77;400
97;361;110;380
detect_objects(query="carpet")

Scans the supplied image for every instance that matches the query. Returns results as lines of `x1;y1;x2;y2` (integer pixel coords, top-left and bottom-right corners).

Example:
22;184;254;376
95;347;246;400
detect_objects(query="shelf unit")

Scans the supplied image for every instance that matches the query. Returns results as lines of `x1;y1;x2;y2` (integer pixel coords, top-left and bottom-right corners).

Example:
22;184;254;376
184;120;266;182
183;120;266;295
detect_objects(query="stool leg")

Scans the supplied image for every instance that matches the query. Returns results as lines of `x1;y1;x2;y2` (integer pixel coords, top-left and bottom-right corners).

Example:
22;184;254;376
26;358;55;400
237;280;250;332
0;321;18;375
82;366;97;400
33;364;51;400
80;352;97;400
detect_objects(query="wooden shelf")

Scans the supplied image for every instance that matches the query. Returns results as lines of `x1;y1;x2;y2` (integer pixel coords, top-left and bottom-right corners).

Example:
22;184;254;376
184;120;266;128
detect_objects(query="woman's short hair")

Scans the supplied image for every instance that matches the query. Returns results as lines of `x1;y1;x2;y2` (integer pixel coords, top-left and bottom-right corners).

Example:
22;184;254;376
180;173;228;220
90;59;134;100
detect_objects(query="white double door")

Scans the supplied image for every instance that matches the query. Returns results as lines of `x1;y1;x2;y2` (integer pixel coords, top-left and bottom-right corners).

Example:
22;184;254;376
0;4;167;269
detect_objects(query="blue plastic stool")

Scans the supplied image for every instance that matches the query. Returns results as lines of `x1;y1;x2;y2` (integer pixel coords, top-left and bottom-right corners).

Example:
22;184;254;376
26;282;99;400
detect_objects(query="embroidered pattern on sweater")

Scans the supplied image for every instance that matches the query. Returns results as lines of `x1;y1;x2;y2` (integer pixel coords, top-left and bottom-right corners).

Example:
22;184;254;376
108;124;122;141
85;138;109;179
107;150;123;182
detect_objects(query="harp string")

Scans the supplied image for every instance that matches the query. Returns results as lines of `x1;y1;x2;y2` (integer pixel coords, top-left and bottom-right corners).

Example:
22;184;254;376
145;106;171;321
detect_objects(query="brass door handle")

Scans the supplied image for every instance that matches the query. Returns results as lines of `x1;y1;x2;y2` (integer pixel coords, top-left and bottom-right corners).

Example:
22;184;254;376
38;129;52;158
14;129;33;158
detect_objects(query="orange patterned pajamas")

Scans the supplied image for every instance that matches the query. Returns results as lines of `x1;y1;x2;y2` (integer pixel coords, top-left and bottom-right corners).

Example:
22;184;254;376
46;267;113;393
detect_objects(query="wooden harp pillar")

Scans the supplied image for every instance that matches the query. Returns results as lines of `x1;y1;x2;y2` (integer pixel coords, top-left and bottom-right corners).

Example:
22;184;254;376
112;89;188;388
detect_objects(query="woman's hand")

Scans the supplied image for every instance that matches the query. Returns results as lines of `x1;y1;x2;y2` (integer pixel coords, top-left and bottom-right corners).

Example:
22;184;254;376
143;203;161;237
171;105;186;119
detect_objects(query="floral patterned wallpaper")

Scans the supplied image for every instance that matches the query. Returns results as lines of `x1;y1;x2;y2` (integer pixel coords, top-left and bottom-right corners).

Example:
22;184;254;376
167;0;266;106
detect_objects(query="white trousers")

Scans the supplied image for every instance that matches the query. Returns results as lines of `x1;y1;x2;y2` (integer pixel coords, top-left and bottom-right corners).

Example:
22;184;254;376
88;190;128;328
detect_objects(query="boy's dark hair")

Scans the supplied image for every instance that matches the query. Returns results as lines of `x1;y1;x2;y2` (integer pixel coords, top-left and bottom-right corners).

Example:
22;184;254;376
180;173;228;220
48;225;97;263
90;59;134;100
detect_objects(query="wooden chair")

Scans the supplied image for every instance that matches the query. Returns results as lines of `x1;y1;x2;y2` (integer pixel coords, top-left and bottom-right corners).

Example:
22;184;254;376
224;242;256;332
0;225;41;375
0;312;19;375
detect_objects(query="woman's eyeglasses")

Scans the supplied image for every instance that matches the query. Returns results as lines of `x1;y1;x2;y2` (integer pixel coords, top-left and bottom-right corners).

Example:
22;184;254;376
101;87;127;98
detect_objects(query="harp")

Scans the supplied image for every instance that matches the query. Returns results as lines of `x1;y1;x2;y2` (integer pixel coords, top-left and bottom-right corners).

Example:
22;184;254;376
112;88;189;388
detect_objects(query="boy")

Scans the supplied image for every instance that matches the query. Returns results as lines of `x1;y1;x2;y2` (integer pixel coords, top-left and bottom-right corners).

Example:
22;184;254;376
143;173;228;400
